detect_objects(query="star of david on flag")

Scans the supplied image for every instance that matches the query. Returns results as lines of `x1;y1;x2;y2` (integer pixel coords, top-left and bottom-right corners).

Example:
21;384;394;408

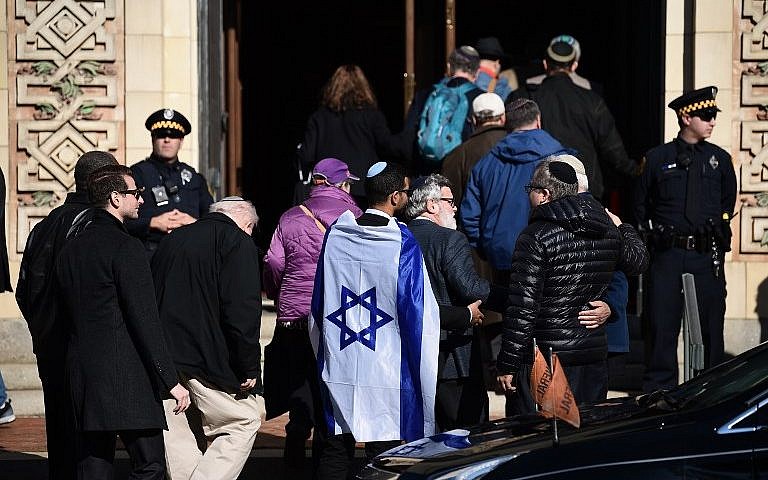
326;286;394;350
308;210;440;443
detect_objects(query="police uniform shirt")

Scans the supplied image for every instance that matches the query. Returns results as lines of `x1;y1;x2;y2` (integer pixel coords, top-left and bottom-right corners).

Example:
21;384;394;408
633;137;736;234
126;154;214;244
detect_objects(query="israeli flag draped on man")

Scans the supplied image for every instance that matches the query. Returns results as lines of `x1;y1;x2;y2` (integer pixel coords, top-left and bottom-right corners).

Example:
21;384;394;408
309;210;440;442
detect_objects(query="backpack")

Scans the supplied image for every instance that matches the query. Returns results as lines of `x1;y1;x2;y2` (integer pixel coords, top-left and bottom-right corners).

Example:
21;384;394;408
417;78;476;164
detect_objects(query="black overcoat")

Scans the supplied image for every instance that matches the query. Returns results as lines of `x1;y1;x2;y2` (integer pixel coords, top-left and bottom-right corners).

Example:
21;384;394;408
17;191;91;359
151;212;263;393
0;167;11;292
409;219;508;380
56;209;178;431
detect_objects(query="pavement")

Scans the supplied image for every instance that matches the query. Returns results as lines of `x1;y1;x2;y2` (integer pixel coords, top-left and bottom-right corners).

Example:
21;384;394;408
0;395;508;479
0;297;509;478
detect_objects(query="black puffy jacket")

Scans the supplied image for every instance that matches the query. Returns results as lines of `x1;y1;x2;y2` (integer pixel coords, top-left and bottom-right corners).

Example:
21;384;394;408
497;194;648;374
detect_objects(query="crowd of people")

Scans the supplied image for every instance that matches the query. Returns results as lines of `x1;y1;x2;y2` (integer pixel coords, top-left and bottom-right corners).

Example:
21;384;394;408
9;33;737;480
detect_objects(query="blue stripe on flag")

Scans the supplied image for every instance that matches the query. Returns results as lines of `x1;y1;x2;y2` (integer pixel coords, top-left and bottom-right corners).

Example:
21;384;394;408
311;226;336;435
396;223;425;441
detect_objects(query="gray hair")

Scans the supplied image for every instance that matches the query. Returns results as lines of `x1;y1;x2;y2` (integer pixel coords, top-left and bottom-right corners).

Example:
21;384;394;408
531;158;578;201
474;111;504;124
547;154;589;192
448;46;480;76
405;174;452;220
209;196;259;225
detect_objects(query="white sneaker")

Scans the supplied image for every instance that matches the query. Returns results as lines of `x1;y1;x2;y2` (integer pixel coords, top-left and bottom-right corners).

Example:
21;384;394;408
0;398;16;424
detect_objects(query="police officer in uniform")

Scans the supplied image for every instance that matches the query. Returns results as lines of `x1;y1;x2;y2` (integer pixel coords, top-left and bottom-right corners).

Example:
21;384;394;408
633;86;737;392
127;109;214;253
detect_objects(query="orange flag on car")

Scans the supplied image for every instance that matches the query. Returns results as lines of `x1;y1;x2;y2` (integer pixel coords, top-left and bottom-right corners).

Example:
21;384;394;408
530;347;581;428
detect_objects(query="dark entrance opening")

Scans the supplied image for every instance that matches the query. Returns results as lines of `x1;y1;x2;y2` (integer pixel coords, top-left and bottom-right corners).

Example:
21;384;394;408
235;0;665;254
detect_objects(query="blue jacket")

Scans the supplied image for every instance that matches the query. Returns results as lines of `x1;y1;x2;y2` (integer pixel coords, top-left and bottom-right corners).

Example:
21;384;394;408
604;270;630;353
475;70;512;102
460;129;568;270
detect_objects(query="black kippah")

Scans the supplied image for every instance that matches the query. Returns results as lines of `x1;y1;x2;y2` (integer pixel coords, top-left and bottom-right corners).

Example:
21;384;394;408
410;176;429;192
549;161;577;185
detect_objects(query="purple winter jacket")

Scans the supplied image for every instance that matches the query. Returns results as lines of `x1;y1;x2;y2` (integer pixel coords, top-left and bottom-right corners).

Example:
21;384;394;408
263;185;361;322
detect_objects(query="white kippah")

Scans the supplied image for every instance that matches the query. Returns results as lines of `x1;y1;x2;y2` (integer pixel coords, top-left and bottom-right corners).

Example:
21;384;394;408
367;162;387;178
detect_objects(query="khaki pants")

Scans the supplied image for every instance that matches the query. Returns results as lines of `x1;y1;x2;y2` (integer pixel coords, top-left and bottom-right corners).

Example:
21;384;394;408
163;378;265;480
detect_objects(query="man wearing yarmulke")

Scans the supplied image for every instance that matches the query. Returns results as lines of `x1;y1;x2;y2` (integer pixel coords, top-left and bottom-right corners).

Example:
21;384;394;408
127;108;214;254
520;36;639;199
496;159;647;415
634;86;737;392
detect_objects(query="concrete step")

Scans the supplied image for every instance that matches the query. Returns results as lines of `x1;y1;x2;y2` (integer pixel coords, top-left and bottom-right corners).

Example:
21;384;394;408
0;317;35;363
2;363;41;390
260;300;277;347
6;389;44;417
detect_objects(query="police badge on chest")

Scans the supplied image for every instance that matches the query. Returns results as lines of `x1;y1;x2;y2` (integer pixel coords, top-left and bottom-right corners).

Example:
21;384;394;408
181;168;192;185
151;185;169;206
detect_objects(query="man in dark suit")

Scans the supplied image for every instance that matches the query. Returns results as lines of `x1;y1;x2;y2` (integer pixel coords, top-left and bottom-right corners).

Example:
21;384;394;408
406;174;507;430
16;151;117;480
55;164;190;479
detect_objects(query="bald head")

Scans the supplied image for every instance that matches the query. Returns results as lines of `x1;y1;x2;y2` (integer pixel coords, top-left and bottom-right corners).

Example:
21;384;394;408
209;197;259;235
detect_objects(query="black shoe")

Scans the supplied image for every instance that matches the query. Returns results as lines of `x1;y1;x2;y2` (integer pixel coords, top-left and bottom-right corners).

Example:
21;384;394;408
0;398;16;424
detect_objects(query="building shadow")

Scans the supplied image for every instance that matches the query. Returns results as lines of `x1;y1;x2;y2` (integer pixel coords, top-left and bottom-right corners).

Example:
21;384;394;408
756;277;768;343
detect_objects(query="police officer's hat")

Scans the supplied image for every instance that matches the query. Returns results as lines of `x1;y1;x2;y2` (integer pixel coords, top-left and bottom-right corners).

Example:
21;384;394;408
668;86;721;117
145;108;191;138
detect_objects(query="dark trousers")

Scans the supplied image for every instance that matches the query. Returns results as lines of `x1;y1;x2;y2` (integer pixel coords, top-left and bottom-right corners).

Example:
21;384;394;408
264;326;322;464
642;248;726;392
77;429;165;480
505;360;608;417
37;356;77;480
315;432;400;480
436;377;489;431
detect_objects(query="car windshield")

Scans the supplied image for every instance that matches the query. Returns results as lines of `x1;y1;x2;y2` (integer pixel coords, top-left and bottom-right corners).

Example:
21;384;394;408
662;342;768;409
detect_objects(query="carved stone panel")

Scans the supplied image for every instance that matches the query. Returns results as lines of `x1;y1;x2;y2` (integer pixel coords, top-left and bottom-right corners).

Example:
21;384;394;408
10;0;123;255
739;0;768;257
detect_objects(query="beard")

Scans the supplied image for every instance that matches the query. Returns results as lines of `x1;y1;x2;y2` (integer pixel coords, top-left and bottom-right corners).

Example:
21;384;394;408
439;209;457;230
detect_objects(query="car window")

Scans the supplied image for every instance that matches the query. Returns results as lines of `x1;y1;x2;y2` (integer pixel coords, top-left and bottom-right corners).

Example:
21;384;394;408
669;344;768;409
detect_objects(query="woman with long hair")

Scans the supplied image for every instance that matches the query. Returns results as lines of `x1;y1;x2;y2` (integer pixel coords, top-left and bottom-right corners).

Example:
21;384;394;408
300;64;407;205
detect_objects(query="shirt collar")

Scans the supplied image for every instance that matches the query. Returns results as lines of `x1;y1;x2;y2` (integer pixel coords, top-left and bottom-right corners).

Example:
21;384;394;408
365;208;392;219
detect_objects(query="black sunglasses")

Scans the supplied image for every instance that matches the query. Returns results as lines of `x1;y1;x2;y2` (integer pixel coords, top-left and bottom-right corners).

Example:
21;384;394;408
524;184;547;194
692;111;717;122
117;187;145;199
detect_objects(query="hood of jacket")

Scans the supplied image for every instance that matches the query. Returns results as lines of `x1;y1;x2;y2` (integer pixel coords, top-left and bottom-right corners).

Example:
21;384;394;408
530;194;611;239
303;184;362;227
490;128;569;165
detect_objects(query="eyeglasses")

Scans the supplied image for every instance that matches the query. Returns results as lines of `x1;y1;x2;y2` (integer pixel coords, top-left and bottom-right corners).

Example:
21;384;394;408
117;187;145;200
692;111;717;122
440;197;455;207
524;184;547;194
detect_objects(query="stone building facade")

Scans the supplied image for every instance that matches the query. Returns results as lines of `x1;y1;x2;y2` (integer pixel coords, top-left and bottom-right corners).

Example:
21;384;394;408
0;0;200;414
3;1;768;413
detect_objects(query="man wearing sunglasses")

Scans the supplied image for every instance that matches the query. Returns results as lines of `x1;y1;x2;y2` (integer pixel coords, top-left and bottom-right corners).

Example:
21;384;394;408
16;151;119;479
55;165;190;479
634;86;737;393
